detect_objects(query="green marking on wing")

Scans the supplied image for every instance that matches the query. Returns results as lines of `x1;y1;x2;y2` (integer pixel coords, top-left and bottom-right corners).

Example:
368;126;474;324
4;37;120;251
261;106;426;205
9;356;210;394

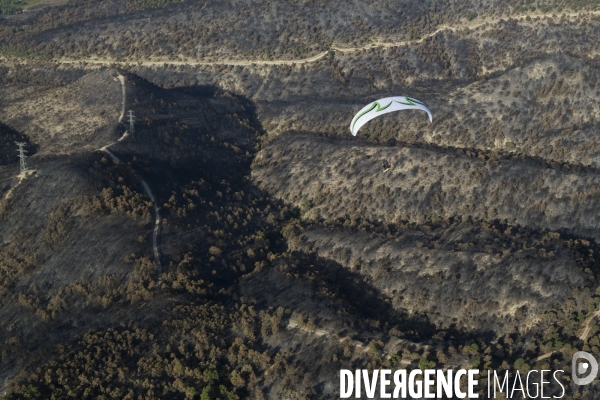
351;103;377;132
396;97;426;107
407;97;426;106
351;101;392;132
376;101;393;112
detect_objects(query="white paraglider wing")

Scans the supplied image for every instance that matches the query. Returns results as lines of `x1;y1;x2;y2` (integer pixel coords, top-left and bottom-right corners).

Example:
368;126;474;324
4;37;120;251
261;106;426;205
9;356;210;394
350;96;433;136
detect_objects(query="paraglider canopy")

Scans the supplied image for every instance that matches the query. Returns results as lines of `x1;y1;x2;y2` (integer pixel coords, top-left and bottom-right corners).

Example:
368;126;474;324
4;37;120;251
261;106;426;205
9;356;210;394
350;96;433;136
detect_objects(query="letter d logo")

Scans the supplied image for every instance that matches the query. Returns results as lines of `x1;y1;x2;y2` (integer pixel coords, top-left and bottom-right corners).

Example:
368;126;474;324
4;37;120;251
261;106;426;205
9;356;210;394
572;351;598;385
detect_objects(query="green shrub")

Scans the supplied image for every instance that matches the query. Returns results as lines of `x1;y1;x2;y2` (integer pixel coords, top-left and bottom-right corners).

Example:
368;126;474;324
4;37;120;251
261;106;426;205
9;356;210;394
0;0;25;14
466;11;478;20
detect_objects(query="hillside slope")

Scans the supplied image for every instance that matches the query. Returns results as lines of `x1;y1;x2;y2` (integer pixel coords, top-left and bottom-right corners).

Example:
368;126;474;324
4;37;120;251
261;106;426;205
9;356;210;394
2;0;600;398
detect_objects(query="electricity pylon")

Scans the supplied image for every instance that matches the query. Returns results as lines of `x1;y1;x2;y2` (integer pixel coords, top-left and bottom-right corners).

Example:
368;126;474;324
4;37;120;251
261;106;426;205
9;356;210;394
15;142;28;174
128;110;135;134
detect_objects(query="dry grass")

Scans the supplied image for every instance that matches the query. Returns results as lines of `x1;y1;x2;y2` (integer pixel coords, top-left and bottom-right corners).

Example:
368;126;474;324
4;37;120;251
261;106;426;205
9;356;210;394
0;70;122;156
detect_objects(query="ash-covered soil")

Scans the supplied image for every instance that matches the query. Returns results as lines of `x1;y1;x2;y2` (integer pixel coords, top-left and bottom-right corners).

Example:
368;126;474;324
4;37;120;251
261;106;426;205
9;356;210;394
2;0;600;398
0;69;123;156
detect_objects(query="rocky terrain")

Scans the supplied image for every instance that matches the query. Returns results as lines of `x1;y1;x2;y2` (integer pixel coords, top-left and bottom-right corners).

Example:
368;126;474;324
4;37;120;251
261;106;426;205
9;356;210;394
1;0;600;399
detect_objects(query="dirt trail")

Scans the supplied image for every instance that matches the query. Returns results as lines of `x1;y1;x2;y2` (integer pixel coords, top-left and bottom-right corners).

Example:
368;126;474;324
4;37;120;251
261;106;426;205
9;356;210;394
99;73;162;282
533;351;557;363
116;74;126;122
1;175;23;201
141;180;162;282
532;309;600;363
55;50;330;68
509;305;600;364
0;172;29;209
0;167;37;213
32;9;600;69
332;10;600;52
579;309;600;342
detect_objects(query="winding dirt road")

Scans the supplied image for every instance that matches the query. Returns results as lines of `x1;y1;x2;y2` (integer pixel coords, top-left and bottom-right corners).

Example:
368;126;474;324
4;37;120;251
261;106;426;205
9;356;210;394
34;10;600;69
140;180;162;282
100;73;162;283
